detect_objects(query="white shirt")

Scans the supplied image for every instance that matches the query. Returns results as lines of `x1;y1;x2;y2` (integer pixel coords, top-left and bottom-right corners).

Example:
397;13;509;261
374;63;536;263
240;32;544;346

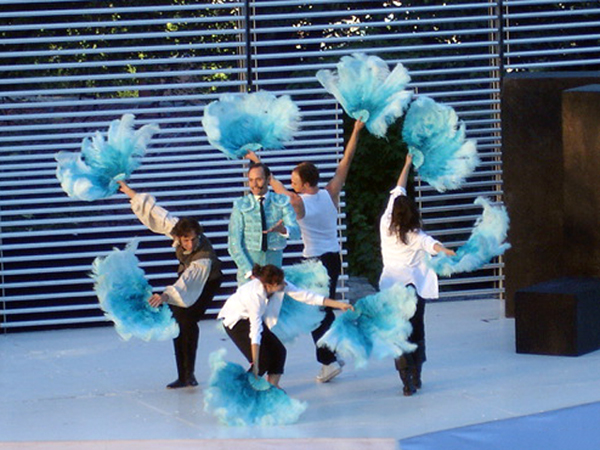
379;186;441;299
130;193;211;308
298;189;340;257
218;278;325;345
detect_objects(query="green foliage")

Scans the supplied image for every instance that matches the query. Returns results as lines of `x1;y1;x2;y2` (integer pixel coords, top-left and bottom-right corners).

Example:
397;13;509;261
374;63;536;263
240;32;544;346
344;116;409;286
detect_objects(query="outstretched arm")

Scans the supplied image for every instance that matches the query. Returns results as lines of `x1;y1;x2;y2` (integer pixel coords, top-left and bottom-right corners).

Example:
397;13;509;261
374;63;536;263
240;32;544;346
434;243;456;257
396;153;413;189
325;119;364;206
117;180;137;199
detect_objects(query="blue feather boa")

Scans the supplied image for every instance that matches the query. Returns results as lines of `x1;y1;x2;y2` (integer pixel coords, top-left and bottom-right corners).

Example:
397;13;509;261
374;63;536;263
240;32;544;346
270;260;329;343
317;283;417;368
316;53;413;138
429;197;511;276
204;349;307;426
91;240;179;341
202;91;300;159
402;96;479;192
55;114;159;201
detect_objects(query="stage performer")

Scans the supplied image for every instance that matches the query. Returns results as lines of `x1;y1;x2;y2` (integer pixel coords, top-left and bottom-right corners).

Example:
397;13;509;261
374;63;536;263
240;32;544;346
379;154;455;396
118;181;223;389
217;264;353;389
245;118;364;383
228;162;300;285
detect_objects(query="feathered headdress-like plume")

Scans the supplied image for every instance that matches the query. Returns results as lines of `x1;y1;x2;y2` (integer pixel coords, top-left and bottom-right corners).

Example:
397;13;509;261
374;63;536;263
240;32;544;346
317;283;418;368
429;197;511;276
202;91;300;159
316;53;413;138
402;96;479;192
204;349;307;426
56;114;159;201
91;240;179;341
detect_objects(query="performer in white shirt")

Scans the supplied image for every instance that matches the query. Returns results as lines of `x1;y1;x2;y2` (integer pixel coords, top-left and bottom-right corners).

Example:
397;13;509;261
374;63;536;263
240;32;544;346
218;264;353;389
244;119;364;383
118;181;223;389
379;154;455;396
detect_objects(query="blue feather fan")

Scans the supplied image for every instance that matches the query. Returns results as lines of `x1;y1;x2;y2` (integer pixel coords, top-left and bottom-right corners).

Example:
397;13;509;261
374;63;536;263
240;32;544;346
402;96;479;192
91;240;179;341
429;197;511;276
317;283;418;368
204;349;307;426
202;91;300;159
56;114;159;201
316;53;413;138
271;260;329;343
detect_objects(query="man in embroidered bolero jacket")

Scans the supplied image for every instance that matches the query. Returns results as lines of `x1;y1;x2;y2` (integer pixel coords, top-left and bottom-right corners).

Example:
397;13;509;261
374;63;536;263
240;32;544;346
228;162;300;285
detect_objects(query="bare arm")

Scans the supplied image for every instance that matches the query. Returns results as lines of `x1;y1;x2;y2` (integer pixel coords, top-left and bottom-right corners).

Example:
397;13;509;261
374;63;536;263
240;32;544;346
397;153;413;189
251;344;260;377
434;243;456;257
323;298;355;312
117;180;137;199
325;119;365;205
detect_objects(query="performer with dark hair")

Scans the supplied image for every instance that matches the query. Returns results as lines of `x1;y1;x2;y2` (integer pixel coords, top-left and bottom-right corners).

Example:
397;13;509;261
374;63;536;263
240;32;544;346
118;181;223;389
228;162;300;285
378;154;455;396
218;264;353;389
245;118;364;383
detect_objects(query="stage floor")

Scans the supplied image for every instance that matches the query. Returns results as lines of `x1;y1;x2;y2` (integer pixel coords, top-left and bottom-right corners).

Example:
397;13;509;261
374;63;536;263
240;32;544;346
2;299;600;448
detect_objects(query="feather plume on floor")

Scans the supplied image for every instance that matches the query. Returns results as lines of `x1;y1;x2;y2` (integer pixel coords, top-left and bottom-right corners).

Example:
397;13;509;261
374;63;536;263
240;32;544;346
316;53;412;138
317;283;418;368
429;197;511;276
402;96;479;192
270;260;329;344
91;240;178;341
55;114;159;201
202;91;300;159
204;349;307;426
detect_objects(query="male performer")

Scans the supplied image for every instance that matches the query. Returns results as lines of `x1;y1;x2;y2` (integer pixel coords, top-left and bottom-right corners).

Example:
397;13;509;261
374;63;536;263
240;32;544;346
118;181;223;389
246;118;364;382
228;162;300;285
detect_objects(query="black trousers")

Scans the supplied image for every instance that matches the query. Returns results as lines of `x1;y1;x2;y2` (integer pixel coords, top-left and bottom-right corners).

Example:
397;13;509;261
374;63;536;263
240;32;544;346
394;294;427;371
225;319;287;376
169;276;222;381
306;251;341;365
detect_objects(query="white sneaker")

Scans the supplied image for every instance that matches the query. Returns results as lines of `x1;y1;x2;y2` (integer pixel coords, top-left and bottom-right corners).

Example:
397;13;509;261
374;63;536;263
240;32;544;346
316;362;342;383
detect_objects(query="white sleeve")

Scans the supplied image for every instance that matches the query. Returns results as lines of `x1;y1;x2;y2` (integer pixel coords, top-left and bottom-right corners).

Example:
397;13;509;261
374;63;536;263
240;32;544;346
283;282;326;306
130;193;179;237
383;186;407;220
419;232;442;256
247;288;267;345
163;259;211;308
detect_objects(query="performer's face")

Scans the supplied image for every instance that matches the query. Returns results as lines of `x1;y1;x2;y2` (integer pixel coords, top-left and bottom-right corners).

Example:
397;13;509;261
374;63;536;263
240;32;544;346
290;171;307;194
178;232;198;252
264;282;285;295
248;166;268;196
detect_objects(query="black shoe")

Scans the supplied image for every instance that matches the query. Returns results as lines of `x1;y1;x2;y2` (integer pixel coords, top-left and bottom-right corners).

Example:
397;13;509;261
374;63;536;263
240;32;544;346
166;379;188;389
399;369;416;396
187;375;198;387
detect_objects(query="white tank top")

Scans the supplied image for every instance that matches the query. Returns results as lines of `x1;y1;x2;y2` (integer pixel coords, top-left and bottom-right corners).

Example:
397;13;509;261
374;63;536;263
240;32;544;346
298;189;340;258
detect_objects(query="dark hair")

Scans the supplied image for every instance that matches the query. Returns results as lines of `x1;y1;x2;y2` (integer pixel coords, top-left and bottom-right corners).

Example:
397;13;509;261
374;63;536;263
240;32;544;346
389;196;422;245
248;162;271;179
293;162;319;187
252;264;284;285
171;217;203;237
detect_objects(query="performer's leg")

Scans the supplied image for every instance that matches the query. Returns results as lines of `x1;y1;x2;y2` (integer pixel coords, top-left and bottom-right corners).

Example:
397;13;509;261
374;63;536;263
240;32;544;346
168;305;195;389
395;293;426;395
309;253;342;381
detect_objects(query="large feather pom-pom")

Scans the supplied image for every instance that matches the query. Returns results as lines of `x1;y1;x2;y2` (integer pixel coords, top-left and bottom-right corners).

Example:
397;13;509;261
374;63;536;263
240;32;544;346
91;240;179;341
317;283;417;368
402;96;479;192
316;53;412;138
429;197;511;276
202;91;300;159
204;349;307;426
270;260;329;343
56;114;160;201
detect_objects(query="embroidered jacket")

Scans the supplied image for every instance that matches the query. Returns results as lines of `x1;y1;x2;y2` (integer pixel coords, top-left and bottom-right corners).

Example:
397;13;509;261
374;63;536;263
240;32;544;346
227;192;300;277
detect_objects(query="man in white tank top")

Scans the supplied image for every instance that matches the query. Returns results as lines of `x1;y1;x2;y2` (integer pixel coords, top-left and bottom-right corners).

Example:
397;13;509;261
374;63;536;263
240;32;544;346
246;119;364;382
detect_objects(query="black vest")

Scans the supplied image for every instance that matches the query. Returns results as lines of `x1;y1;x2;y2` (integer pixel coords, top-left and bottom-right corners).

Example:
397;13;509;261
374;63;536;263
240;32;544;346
175;234;222;281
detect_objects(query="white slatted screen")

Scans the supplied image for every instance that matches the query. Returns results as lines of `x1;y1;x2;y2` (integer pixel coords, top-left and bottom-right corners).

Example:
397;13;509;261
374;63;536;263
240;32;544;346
1;0;599;331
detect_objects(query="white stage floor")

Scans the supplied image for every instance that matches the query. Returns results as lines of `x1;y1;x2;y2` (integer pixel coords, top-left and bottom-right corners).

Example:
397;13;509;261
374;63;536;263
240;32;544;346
2;299;600;448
